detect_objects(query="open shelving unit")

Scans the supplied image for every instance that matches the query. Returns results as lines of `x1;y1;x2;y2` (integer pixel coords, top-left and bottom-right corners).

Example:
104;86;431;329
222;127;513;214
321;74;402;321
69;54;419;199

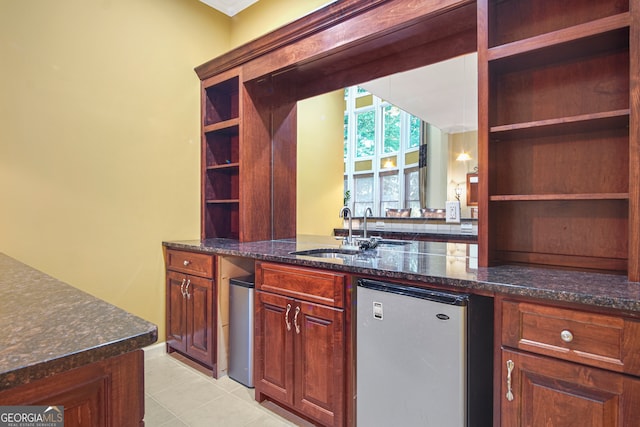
478;0;638;279
201;71;241;240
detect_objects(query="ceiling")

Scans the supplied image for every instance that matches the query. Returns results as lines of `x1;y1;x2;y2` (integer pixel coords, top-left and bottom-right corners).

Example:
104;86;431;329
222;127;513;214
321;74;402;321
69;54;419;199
199;0;259;16
360;52;478;134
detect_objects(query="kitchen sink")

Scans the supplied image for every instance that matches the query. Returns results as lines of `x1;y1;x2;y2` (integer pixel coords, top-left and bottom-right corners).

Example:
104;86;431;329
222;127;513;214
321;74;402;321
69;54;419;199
289;248;361;259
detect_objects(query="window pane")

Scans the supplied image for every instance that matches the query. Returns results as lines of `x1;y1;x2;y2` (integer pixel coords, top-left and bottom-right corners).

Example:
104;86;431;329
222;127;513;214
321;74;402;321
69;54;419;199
405;169;420;216
344;114;349;159
381;173;399;202
356;110;375;158
383;105;401;153
380;173;399;215
344;177;350;207
353;175;373;216
408;115;421;148
406;169;419;201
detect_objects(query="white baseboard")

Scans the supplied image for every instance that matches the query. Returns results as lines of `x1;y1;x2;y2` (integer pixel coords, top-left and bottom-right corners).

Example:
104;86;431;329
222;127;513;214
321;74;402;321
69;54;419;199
142;341;166;361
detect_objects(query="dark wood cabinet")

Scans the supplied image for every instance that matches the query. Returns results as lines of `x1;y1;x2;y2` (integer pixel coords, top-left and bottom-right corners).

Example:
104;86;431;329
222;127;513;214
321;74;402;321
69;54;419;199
477;0;639;280
500;349;640;426
165;249;217;374
498;298;640;426
255;262;346;427
0;350;144;427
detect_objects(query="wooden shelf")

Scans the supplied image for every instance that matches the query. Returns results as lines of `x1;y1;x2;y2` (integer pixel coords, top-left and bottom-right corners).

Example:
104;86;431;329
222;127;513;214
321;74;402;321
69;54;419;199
480;0;636;278
206;199;239;204
207;163;239;172
488;14;630;63
488;0;629;47
203;74;239;126
490;110;629;141
490;193;629;202
204;119;239;134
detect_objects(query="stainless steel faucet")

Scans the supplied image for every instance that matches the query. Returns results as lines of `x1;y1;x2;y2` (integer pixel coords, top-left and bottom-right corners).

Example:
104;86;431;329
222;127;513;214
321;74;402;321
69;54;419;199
339;206;355;247
363;207;373;239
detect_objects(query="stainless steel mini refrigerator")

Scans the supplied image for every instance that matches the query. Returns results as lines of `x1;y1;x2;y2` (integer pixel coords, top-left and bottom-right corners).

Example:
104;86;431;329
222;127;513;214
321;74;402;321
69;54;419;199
356;278;492;426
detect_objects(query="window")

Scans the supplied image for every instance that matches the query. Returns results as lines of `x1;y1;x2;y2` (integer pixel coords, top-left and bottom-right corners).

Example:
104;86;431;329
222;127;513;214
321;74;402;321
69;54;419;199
343;86;422;217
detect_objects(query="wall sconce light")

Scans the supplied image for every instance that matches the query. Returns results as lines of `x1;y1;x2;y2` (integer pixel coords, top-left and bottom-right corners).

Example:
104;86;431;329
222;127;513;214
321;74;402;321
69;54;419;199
456;151;472;162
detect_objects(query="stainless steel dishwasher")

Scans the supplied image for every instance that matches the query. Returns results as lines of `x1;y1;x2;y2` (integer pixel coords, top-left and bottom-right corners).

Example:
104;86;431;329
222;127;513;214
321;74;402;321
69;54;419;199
356;278;492;427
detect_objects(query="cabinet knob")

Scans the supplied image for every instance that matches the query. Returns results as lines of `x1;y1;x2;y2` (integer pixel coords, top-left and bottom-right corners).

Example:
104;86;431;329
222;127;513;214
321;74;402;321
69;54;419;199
183;260;191;266
560;329;573;343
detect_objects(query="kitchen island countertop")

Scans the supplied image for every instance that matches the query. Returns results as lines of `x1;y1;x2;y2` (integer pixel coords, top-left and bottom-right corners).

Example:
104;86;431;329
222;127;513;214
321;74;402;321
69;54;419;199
0;252;158;391
164;235;640;314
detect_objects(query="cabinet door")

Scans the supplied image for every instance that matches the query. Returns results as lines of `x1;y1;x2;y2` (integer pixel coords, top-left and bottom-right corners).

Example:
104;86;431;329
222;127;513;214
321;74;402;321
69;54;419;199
501;349;640;427
166;271;187;353
294;300;344;427
185;275;215;366
255;291;294;406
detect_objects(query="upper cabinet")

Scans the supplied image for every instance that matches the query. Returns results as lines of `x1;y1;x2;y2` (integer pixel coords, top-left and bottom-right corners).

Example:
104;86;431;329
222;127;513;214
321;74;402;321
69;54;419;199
477;0;639;280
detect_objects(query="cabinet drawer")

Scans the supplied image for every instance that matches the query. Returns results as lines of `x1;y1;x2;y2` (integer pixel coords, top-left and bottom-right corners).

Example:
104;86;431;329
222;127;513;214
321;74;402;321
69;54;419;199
256;262;345;308
166;249;214;278
502;300;640;375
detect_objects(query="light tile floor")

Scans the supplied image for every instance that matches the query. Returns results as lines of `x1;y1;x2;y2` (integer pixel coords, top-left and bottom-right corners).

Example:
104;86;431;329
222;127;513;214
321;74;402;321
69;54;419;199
144;349;315;427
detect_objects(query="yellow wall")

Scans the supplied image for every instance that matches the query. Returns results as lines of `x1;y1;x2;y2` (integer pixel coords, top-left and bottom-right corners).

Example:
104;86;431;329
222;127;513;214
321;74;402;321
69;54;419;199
0;0;229;339
297;91;345;235
0;0;344;341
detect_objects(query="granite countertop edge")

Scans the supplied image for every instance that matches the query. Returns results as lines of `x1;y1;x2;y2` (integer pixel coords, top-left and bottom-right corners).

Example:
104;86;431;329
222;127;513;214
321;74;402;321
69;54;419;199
0;253;158;392
163;238;640;314
0;330;158;392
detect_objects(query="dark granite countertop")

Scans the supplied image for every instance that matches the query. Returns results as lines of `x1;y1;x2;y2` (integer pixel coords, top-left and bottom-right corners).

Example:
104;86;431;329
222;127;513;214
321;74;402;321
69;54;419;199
164;235;640;314
0;253;158;391
333;228;478;243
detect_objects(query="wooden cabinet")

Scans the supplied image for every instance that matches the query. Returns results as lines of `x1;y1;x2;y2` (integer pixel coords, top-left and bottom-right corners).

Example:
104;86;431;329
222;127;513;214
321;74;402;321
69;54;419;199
165;249;217;374
498;298;640;426
255;262;346;427
477;0;640;280
0;350;144;427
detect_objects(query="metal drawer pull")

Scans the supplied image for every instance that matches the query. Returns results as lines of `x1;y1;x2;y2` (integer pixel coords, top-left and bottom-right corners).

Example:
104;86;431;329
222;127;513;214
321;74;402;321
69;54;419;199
560;329;574;343
285;304;292;331
180;279;187;298
294;306;301;334
185;279;191;299
506;359;515;402
183;260;190;266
